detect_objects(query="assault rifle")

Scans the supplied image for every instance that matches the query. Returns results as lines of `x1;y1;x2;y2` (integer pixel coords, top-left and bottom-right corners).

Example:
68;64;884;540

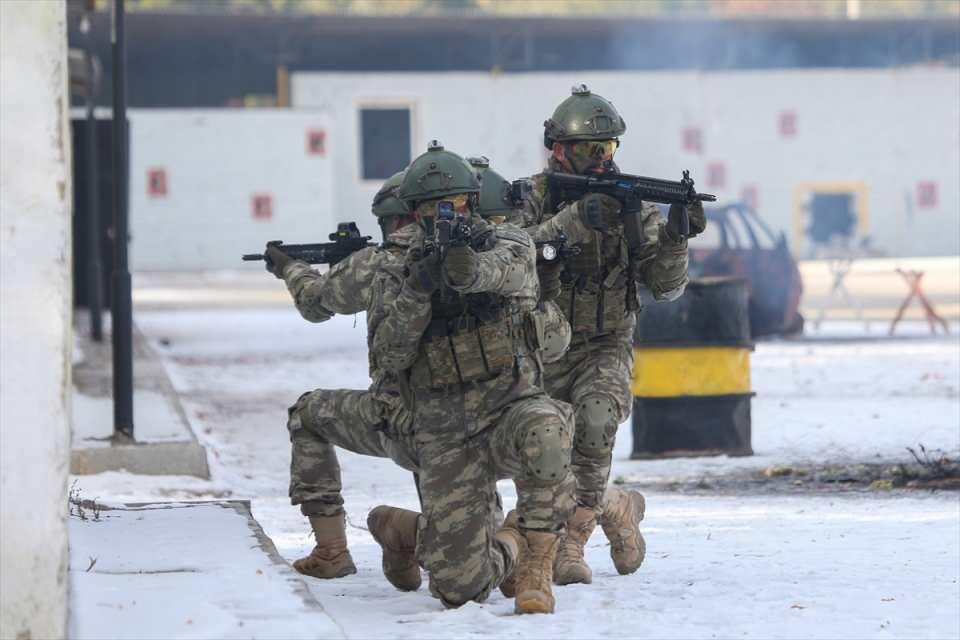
242;222;375;268
432;201;472;264
535;231;581;262
543;169;716;249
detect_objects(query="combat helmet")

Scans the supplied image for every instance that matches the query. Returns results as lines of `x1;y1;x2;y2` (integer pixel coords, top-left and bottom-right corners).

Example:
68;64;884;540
543;84;626;149
371;170;409;219
397;140;480;207
466;156;515;219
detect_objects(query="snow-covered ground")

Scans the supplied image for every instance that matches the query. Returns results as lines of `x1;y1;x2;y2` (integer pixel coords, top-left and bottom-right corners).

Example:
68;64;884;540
70;309;960;639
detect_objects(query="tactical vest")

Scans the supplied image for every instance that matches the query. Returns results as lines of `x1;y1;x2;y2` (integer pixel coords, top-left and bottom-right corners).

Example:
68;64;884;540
408;232;544;389
559;226;637;336
534;163;639;336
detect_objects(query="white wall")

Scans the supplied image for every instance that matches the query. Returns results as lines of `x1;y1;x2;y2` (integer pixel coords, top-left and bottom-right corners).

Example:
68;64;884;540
0;2;72;638
129;110;333;270
292;68;960;257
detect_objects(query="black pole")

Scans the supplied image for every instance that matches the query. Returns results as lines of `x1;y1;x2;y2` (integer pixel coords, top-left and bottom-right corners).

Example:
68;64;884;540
82;13;103;342
111;0;133;439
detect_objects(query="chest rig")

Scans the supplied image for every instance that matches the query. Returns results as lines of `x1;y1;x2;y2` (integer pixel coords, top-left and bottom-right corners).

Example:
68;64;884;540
410;229;538;389
543;188;639;336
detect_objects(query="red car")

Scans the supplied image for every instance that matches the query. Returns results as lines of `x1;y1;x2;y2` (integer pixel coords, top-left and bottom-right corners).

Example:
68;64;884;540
688;202;804;337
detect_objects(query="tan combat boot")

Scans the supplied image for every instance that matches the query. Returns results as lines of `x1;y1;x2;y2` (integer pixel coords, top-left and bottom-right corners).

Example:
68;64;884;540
367;505;422;591
599;488;646;575
496;511;560;614
496;510;522;598
553;506;597;585
292;512;357;579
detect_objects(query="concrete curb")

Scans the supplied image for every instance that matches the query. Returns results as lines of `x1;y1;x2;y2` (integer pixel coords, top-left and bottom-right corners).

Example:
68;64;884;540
70;316;209;478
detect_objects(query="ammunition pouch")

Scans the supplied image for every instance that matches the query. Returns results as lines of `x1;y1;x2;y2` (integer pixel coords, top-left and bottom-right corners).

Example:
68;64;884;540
412;312;532;388
559;279;630;336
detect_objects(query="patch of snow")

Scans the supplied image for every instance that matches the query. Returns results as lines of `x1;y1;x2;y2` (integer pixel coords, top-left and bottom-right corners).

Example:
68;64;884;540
72;388;195;447
68;502;342;639
69;311;960;638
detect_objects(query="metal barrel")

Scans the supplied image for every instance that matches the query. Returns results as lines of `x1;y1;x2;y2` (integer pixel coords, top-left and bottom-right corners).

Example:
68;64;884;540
631;276;754;459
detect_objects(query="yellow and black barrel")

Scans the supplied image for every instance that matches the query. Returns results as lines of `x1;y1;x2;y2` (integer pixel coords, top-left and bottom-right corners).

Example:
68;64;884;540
631;276;754;458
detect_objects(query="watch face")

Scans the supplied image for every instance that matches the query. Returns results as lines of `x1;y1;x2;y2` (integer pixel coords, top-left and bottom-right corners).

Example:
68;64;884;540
541;244;558;261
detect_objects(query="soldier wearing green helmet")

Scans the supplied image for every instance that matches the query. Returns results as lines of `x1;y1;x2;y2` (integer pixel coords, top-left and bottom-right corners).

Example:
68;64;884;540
519;84;707;587
467;155;515;221
259;172;421;582
267;165;516;591
371;170;412;241
356;141;579;614
466;155;573;365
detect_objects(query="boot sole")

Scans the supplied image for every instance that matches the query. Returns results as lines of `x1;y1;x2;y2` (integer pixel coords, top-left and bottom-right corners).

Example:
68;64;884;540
515;594;555;615
603;491;647;576
554;570;592;586
367;507;422;591
294;563;357;580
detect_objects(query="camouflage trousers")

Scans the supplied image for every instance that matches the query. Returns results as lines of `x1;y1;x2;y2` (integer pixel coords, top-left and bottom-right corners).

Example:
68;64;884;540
287;385;575;607
543;321;634;514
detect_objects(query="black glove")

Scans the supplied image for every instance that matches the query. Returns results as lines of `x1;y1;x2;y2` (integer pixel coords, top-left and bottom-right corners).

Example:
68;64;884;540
537;260;563;302
687;201;706;237
406;255;442;294
666;201;706;242
579;193;622;233
265;244;293;279
444;244;479;288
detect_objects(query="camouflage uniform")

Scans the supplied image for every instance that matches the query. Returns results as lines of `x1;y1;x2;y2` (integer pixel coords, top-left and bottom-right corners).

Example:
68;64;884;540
370;218;575;606
520;160;689;514
285;219;576;607
281;236;417;514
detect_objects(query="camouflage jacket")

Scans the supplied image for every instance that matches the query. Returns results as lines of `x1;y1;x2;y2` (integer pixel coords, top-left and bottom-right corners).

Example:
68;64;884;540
281;225;417;388
369;218;541;390
518;159;689;336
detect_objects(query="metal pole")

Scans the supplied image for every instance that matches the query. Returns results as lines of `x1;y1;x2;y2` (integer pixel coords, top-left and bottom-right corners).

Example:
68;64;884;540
111;0;133;439
82;13;103;342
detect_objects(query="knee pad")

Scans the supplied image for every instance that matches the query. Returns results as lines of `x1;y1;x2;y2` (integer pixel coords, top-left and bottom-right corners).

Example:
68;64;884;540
574;394;618;457
521;417;572;485
286;391;312;438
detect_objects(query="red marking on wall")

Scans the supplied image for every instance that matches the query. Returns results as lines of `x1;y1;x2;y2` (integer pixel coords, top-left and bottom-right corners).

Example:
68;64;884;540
779;111;797;138
307;129;326;156
741;184;758;210
252;194;273;220
706;162;726;189
147;167;168;198
682;127;702;154
917;181;938;209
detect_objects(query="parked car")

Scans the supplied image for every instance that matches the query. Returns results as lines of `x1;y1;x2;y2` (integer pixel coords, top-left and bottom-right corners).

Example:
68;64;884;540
688;202;804;337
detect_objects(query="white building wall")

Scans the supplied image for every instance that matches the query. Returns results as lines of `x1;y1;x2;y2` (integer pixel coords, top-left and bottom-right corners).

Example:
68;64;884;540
0;2;72;639
129;110;333;270
292;68;960;257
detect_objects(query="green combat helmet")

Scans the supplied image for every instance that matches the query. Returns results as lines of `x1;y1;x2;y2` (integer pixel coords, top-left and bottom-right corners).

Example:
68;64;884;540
371;170;409;219
371;170;409;241
467;156;515;219
543;84;627;149
397;140;480;206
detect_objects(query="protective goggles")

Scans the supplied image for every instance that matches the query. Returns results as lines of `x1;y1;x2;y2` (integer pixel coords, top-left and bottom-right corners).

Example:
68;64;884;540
568;139;619;160
415;193;471;218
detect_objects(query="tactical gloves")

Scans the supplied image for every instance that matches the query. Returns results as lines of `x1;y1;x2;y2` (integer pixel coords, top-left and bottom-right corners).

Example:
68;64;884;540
265;244;293;279
444;244;479;288
579;193;622;233
406;255;443;294
666;201;706;242
537;261;563;302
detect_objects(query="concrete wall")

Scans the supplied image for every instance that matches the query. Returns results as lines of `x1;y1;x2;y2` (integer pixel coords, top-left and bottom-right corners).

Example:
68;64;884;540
292;68;960;258
0;2;72;639
128;110;333;270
